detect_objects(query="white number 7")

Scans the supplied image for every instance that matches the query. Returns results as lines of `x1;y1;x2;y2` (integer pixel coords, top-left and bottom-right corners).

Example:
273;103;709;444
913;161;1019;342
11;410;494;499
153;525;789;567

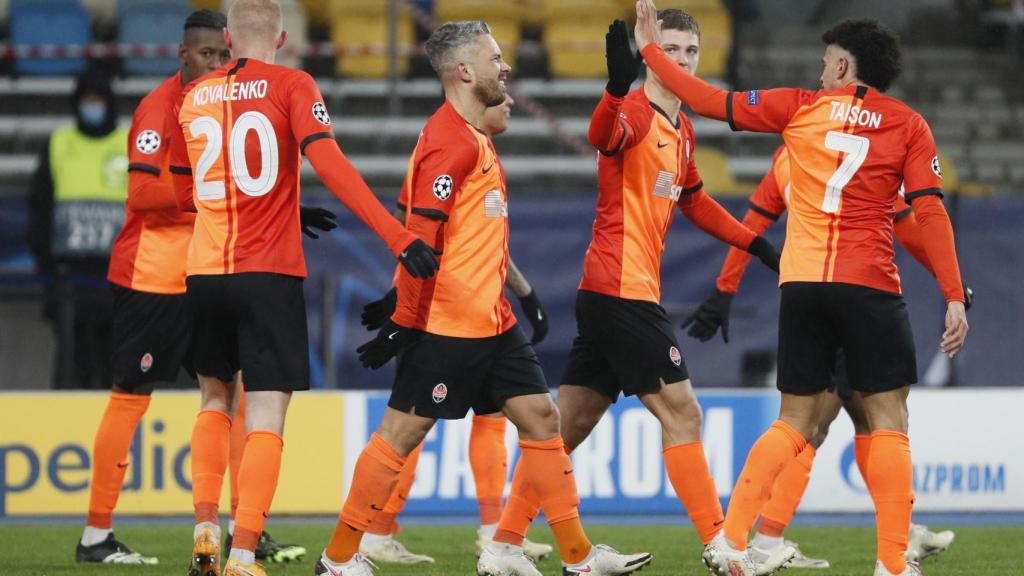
822;130;869;213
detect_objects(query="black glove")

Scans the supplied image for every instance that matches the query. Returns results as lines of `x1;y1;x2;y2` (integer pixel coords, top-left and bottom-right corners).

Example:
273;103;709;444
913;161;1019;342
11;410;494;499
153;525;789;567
517;289;549;344
962;279;973;311
356;319;413;369
682;289;734;343
605;19;640;97
398;238;441;279
361;287;397;331
300;205;337;239
747;236;780;273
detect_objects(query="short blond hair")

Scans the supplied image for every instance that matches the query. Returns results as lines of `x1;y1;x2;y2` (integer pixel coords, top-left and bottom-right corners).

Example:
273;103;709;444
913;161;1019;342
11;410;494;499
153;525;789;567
227;0;282;48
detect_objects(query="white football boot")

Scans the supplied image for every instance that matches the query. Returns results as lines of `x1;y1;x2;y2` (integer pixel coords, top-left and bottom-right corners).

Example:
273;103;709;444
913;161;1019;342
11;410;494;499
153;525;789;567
475;529;554;562
314;551;377;576
703;532;756;576
561;543;652;575
906;524;954;562
478;542;542;576
750;539;827;570
873;559;923;576
359;535;434;564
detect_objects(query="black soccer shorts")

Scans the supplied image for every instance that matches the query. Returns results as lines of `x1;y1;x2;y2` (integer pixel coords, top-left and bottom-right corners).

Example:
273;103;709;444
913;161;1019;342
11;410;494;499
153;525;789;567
185;272;309;392
562;289;689;402
111;284;193;392
778;282;917;395
389;325;549;420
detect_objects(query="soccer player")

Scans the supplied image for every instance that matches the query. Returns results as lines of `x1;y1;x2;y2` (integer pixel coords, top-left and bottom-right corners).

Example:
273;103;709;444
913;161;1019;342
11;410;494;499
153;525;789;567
684;144;966;568
489;12;789;575
76;10;232;566
169;1;438;575
314;21;651;576
357;95;553;565
634;3;969;575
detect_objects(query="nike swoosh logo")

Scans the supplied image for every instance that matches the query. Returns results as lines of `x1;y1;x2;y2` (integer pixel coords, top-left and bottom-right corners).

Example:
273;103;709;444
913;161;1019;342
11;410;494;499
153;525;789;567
657;142;669;148
116;462;129;468
370;504;384;511
569;568;593;574
400;251;408;258
482;163;495;174
563;469;574;475
714;519;724;527
536;310;543;321
387;331;399;340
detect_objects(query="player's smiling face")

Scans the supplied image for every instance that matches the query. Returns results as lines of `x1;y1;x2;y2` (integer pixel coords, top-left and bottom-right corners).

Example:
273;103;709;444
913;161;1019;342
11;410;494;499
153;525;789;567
469;34;511;108
180;27;232;84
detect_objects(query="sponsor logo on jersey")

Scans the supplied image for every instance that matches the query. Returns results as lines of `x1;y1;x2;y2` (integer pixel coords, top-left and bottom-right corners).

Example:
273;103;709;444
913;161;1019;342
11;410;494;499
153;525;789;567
432;383;448;403
746;90;760;105
140;353;153;373
432;175;453;201
483;190;508;218
669;346;682;366
652;170;682;201
135;130;161;154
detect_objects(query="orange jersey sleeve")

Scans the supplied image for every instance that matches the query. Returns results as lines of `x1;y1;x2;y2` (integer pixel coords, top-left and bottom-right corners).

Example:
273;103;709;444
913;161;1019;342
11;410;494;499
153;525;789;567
892;197;934;276
715;145;789;294
108;72;195;294
392;101;516;337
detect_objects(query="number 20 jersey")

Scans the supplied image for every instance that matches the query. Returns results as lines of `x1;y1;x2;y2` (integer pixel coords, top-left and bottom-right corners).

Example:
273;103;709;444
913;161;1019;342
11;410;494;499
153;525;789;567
172;58;334;278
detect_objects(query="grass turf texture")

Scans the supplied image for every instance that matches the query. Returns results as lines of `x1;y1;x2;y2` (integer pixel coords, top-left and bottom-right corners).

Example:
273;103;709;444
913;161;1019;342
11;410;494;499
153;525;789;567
2;523;1020;575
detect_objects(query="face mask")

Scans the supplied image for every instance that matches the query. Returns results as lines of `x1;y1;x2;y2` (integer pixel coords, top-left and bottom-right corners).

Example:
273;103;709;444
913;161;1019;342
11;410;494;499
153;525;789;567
79;102;107;127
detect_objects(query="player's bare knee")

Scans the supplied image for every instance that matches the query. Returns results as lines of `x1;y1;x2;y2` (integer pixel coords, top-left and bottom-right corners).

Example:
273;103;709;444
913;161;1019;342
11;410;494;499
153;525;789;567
376;408;433;455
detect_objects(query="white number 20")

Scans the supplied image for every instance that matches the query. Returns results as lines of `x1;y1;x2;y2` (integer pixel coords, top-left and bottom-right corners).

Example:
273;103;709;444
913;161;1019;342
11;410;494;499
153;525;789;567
822;130;869;213
189;111;280;201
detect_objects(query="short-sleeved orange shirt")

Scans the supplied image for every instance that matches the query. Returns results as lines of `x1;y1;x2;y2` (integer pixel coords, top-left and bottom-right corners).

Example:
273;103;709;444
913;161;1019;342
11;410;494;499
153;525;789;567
727;85;942;294
171;58;335;277
579;86;703;303
391;101;517;338
108;72;195;294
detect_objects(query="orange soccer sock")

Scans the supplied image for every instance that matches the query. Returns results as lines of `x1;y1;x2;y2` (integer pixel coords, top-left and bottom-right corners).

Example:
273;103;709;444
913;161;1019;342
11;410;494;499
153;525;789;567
519;436;590;564
86;392;151;529
232;431;284;552
723;420;806;550
867;431;914;575
854;434;872;490
760;444;816;537
367;442;423;536
191;409;232;525
228;387;247;521
470;415;509;526
326;433;406;563
663;441;725;545
494;455;541;547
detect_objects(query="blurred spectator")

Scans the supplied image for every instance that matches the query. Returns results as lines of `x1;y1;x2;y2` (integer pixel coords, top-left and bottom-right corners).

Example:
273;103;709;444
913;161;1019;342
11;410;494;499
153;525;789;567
27;66;127;389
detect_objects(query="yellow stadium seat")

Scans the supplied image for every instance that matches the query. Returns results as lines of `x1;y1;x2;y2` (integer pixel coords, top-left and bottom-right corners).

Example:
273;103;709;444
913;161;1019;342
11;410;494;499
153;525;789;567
192;0;220;10
329;0;414;78
688;7;731;79
542;0;620;78
694;147;755;197
435;0;523;68
299;0;330;26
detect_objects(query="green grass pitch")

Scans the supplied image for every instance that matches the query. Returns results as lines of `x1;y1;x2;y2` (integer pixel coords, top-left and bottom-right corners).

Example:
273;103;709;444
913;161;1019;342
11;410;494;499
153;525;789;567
2;522;1021;575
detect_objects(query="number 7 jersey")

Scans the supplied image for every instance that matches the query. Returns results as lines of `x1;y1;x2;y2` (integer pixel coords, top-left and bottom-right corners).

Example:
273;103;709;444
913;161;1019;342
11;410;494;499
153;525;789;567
729;84;943;294
171;58;335;277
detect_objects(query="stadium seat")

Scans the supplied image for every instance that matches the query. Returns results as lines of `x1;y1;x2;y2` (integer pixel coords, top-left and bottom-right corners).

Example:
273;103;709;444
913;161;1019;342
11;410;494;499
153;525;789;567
10;0;92;76
435;0;523;68
939;153;991;197
298;0;329;26
191;0;221;9
329;0;414;78
686;6;731;79
542;0;620;78
693;147;755;196
119;1;192;76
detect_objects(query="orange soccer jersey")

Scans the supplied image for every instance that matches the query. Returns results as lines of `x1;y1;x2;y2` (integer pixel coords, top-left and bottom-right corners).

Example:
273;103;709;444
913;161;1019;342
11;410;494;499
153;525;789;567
726;85;943;294
108;72;195;294
170;58;335;277
580;86;705;303
717;145;926;295
391;101;516;338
